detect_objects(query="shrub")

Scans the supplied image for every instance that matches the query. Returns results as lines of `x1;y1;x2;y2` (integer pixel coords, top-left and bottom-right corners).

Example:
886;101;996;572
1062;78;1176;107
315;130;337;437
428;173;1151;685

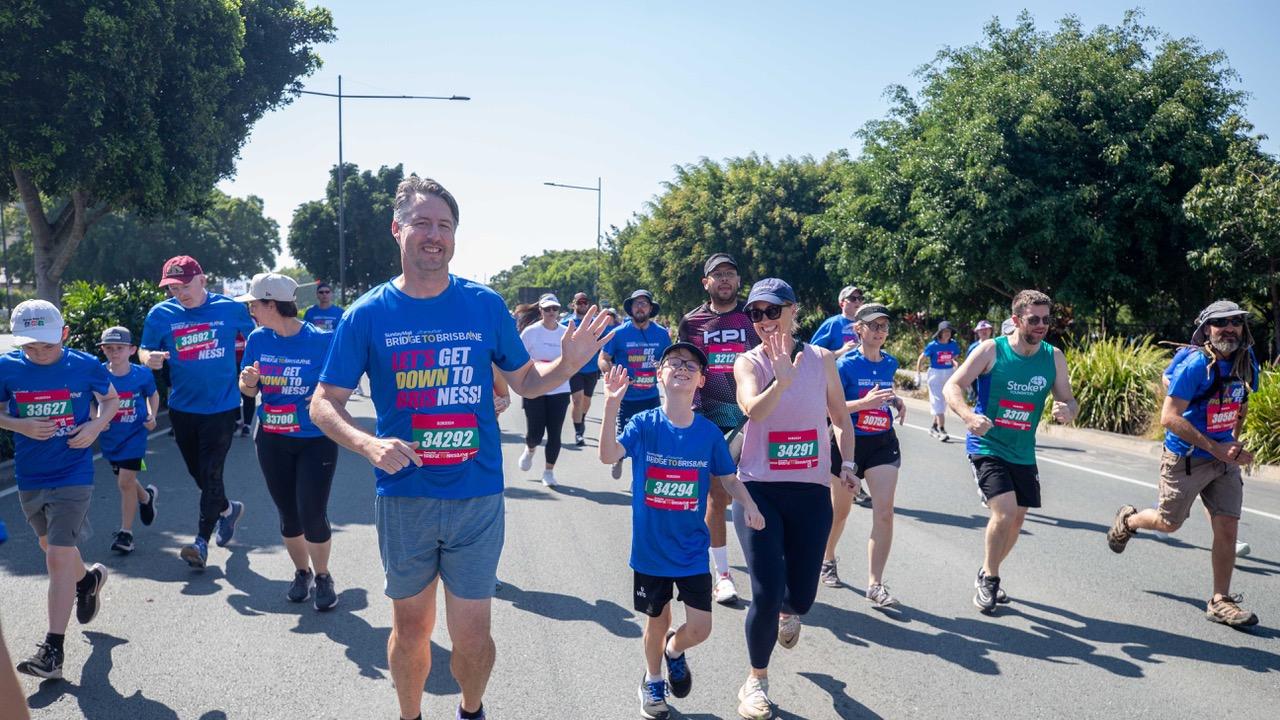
61;280;167;353
1242;366;1280;465
1056;336;1166;435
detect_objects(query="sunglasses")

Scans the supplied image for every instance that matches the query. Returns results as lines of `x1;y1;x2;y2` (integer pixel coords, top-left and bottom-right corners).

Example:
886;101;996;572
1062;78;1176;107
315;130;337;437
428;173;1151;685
1020;315;1053;326
542;306;560;312
317;290;332;295
748;305;785;322
1208;317;1245;328
845;295;864;302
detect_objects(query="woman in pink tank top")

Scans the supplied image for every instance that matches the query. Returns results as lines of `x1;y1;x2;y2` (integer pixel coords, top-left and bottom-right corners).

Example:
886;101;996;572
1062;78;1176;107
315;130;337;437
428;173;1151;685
729;278;859;720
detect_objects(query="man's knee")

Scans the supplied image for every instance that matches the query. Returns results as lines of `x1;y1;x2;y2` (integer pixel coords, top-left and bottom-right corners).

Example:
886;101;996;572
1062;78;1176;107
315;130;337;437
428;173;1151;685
1210;513;1239;540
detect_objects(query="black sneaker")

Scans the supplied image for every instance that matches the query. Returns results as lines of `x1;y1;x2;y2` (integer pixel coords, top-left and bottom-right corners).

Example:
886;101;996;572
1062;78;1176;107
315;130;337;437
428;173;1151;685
76;563;109;624
976;568;1010;604
663;629;692;698
314;573;338;611
110;530;135;554
16;642;63;680
638;675;670;719
575;433;585;447
287;568;314;603
138;484;158;526
973;570;999;613
240;424;251;437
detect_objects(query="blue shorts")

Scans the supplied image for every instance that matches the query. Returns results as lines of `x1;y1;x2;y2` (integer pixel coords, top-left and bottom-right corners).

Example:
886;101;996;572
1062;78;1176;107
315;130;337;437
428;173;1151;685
374;492;505;600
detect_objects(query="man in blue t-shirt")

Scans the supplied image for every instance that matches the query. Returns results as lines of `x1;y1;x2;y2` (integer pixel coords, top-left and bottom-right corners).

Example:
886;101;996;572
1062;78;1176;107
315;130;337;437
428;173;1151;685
810;285;864;358
1106;300;1259;627
139;255;255;570
600;289;672;480
310;176;611;720
302;281;344;331
1;300;118;680
598;342;763;719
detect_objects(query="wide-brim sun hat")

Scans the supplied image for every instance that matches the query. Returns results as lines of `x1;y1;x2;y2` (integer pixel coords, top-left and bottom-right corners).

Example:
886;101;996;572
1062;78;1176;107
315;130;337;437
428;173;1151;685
623;289;660;318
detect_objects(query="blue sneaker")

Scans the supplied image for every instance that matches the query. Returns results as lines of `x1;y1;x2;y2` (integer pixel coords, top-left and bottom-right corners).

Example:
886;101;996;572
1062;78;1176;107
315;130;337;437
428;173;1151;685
663;630;691;698
215;500;244;547
181;537;208;569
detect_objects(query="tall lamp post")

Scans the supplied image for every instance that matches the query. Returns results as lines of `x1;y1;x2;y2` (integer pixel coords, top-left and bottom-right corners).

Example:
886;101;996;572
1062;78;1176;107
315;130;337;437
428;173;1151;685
543;178;602;299
299;76;469;302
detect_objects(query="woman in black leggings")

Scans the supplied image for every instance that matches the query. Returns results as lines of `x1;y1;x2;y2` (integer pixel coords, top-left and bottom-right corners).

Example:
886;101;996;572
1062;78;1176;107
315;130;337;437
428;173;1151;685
517;294;572;487
236;273;340;611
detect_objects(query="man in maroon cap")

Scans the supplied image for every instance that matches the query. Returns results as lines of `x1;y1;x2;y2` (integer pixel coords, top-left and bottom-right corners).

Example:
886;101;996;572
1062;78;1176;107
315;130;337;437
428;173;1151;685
140;256;255;569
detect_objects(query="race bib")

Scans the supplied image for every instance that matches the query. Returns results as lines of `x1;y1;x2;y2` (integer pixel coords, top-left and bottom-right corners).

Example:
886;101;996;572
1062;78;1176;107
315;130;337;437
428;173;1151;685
632;369;657;390
707;343;745;374
261;403;301;434
936;351;954;366
1206;397;1241;433
856;408;892;433
174;323;218;361
411;413;480;465
314;317;335;331
14;389;75;429
644;466;699;511
768;429;820;470
993;399;1034;431
113;391;137;423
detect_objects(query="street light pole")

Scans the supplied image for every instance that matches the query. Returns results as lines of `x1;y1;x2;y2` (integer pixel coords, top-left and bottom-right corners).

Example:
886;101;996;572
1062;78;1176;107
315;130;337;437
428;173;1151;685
300;77;469;303
543;178;603;300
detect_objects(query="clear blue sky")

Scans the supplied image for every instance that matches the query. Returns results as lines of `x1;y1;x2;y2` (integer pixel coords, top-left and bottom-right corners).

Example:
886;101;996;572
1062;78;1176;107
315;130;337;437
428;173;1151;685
219;0;1280;286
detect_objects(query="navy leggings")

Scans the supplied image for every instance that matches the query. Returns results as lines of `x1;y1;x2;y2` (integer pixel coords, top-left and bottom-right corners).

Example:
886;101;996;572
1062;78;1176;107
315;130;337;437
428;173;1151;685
255;431;338;543
733;481;833;670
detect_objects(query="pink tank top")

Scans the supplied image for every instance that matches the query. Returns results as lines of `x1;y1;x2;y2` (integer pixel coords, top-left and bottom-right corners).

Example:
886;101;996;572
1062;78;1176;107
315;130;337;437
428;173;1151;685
737;343;832;486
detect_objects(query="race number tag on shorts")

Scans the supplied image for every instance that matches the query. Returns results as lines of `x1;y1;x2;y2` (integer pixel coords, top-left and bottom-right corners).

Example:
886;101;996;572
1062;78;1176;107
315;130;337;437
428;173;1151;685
936;351;954;365
261;403;301;434
707;343;745;374
856;408;892;433
412;413;480;465
14;389;75;429
768;429;820;470
113;391;137;423
1206;396;1241;433
174;324;217;361
994;399;1034;431
644;466;699;511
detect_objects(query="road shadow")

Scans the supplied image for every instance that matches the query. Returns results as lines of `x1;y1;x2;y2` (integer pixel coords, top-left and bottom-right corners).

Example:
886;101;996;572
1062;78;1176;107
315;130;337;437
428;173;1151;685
503;486;559;501
896;506;1030;535
799;672;884;719
495;581;642;638
1034;443;1086;453
26;631;195;718
551;484;632;507
1023;512;1110;534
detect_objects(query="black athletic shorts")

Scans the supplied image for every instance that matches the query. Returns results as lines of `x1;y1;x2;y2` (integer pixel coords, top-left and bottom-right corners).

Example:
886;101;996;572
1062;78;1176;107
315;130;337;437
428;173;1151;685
970;454;1041;508
570;371;600;397
633;570;713;616
852;431;901;479
110;458;144;475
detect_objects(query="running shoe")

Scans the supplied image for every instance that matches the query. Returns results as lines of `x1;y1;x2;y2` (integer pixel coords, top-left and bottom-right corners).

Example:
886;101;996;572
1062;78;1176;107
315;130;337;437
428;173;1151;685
214;500;245;547
866;583;899;608
181;537;208;569
1236;541;1251;558
939;430;950;442
976;568;1009;604
1107;504;1138;553
240;424;251;437
737;676;773;720
819;559;842;588
575;433;585;447
638;675;670;719
663;629;692;698
139;484;158;526
75;563;109;624
455;706;486;720
611;460;623;480
853;488;872;507
287;568;314;603
518;448;534;471
542;470;559;487
110;529;135;554
928;425;940;439
714;572;739;605
314;573;338;611
973;572;1000;613
16;642;63;680
1205;593;1258;626
776;613;801;649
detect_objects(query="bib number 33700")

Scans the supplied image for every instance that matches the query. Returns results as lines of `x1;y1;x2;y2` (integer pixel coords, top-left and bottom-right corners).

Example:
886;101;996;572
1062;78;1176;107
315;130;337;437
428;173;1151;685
412;413;480;465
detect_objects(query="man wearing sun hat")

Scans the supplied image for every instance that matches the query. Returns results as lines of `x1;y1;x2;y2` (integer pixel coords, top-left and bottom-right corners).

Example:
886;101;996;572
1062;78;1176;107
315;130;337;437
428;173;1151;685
600;289;672;479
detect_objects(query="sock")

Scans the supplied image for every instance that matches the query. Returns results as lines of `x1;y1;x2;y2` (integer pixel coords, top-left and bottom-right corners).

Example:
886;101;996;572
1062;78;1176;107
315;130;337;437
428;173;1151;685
646;672;664;683
665;636;681;659
45;632;65;652
574;421;585;435
402;716;421;720
710;546;730;576
458;705;484;719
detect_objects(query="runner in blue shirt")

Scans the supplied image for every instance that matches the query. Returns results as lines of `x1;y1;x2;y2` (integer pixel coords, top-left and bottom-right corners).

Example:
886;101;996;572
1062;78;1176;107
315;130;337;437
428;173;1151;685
599;342;763;720
97;327;159;555
809;285;864;358
562;292;608;446
2;300;117;680
916;321;961;441
600;289;672;480
302;281;344;331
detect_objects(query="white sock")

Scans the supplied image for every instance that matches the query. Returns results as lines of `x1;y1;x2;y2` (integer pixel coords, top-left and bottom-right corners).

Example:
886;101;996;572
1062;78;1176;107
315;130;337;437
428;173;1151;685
646;672;663;683
665;637;680;658
711;546;729;576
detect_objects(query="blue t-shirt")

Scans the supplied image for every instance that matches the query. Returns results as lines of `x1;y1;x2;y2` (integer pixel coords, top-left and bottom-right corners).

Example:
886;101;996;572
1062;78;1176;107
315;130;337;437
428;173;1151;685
836;349;900;436
242;322;333;438
619;408;735;577
1162;346;1195;381
0;349;112;490
967;340;982;357
602;321;671;402
303;304;344;332
98;363;156;462
1165;350;1259;459
320;276;531;498
141;293;254;414
810;314;859;352
923;339;961;369
562;314;603;375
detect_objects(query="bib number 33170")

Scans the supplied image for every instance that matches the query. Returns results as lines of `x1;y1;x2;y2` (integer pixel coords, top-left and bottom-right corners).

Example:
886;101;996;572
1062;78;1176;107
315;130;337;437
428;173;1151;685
412;413;480;465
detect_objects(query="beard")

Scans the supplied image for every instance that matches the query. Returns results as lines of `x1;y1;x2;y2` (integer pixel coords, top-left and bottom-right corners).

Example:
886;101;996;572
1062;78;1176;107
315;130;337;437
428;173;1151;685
1019;331;1042;346
1210;337;1240;355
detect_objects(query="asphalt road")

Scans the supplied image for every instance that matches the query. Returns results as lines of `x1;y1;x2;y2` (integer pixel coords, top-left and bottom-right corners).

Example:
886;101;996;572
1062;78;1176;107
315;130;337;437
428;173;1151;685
1;395;1277;719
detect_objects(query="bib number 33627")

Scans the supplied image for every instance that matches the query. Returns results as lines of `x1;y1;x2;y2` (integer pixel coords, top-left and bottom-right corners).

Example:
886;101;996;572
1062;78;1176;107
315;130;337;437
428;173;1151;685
412;413;480;465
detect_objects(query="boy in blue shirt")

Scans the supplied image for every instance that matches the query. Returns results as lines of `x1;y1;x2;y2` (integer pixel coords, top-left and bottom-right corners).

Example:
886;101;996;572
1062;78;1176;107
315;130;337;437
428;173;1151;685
1;300;118;679
599;342;764;720
98;326;160;554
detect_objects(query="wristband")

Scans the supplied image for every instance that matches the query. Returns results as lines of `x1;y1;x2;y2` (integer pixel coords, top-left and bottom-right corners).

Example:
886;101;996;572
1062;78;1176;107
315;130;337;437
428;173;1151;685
841;460;858;473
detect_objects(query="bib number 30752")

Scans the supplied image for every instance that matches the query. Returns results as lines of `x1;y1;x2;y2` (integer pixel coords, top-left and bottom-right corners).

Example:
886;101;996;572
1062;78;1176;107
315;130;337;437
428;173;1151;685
412;413;480;465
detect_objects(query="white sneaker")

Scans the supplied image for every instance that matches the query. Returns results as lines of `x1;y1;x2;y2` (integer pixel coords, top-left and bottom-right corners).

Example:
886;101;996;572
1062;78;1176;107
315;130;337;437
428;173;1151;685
737;677;773;720
518;448;534;471
541;470;558;487
714;572;739;605
866;583;900;608
776;613;801;649
1236;541;1251;557
611;461;623;479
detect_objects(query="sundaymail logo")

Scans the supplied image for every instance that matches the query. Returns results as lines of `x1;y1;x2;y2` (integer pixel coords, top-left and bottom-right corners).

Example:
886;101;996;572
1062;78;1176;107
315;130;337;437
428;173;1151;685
1007;375;1048;396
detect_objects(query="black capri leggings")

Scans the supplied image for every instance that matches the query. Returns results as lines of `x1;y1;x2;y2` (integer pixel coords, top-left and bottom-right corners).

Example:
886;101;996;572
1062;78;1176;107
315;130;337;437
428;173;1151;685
523;392;571;464
732;481;833;670
254;430;339;543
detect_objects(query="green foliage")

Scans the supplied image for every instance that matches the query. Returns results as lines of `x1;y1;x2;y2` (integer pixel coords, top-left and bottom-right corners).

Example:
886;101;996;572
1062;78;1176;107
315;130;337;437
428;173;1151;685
489;249;601;308
1242;366;1280;465
1057;335;1166;435
60;280;167;354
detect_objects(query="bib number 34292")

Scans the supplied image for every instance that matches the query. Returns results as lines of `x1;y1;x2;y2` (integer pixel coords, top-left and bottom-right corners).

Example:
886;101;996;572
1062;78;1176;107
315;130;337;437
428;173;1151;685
412;413;480;465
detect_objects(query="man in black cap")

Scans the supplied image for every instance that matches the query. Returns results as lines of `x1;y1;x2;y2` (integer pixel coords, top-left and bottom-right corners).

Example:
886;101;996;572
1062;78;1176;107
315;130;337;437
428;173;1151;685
678;253;761;605
600;289;672;479
1106;300;1260;626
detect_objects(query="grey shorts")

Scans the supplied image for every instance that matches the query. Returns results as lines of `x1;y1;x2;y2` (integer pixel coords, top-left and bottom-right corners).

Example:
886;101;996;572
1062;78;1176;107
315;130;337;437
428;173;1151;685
374;492;505;601
19;485;93;547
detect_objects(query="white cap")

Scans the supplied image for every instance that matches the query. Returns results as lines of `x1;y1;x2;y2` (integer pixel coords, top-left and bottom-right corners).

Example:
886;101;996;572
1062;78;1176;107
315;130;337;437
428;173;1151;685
538;293;561;309
10;300;65;346
234;272;298;303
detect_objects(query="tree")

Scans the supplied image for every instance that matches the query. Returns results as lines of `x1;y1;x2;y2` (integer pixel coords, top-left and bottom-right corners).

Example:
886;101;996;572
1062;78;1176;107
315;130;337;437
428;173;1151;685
0;0;334;304
489;249;601;308
66;191;279;284
288;163;404;299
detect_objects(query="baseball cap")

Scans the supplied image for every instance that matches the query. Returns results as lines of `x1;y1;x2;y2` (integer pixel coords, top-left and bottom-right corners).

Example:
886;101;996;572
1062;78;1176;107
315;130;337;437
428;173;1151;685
855;303;890;323
1001;319;1016;336
746;278;797;306
624;289;660;318
234;272;298;303
538;293;561;309
572;292;590;303
98;326;135;346
10;300;65;346
839;285;864;303
1191;300;1251;347
703;253;739;277
975;320;993;331
159;255;204;287
660;341;709;370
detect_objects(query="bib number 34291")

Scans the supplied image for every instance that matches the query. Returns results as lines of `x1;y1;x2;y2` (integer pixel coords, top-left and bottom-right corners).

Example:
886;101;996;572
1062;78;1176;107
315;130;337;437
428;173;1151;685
767;429;819;470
